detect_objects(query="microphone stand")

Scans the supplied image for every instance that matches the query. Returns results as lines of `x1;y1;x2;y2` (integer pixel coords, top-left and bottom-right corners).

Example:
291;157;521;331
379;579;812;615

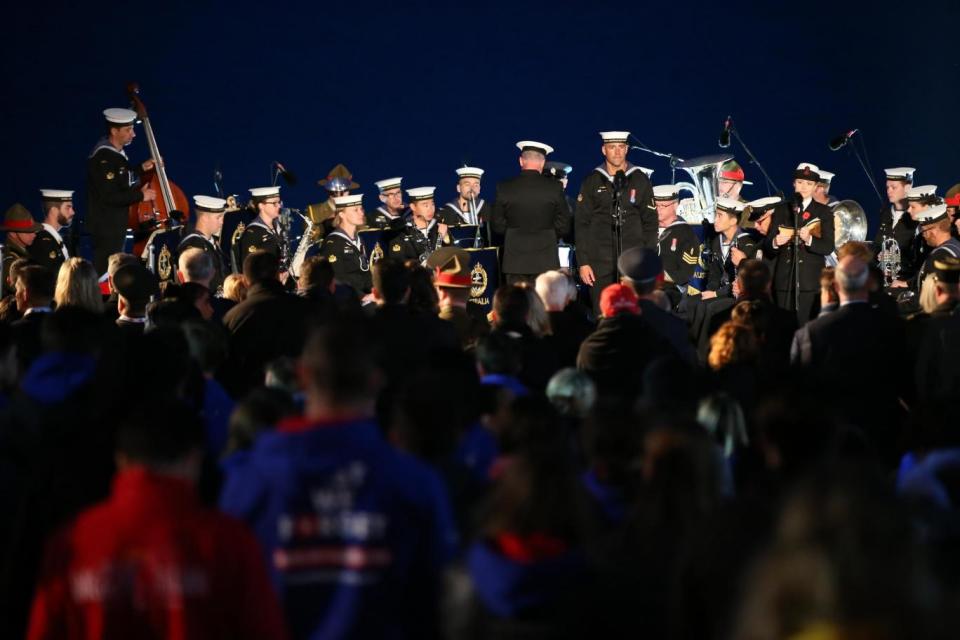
792;198;802;317
628;134;684;183
470;194;484;249
611;174;625;275
727;126;781;197
840;133;885;205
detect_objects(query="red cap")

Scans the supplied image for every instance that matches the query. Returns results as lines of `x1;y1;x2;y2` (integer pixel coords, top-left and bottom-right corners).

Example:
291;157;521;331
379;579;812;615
946;193;960;208
599;284;639;318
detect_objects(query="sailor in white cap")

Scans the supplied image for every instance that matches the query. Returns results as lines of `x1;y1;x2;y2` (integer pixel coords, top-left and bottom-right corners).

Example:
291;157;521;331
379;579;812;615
573;130;657;312
767;163;836;323
178;196;229;292
701;198;757;299
367;177;408;232
652;184;701;301
913;202;960;295
389;187;452;262
492;141;571;285
874;167;919;275
439;167;489;227
237;186;284;263
28;190;75;270
746;196;784;263
86;107;158;274
318;194;373;297
814;170;839;207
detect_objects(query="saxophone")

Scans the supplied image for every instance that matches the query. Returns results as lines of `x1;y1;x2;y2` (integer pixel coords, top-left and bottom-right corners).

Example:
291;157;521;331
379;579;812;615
290;210;315;279
275;208;292;272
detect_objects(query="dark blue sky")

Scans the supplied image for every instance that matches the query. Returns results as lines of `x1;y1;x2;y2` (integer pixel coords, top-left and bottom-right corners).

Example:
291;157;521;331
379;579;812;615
2;0;958;233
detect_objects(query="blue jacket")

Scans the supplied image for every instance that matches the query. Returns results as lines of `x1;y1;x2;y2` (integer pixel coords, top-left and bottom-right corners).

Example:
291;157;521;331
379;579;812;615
220;417;458;640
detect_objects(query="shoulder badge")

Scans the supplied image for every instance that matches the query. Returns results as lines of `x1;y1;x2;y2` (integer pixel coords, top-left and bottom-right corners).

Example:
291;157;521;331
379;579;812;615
105;171;115;181
392;243;401;252
49;251;57;259
248;245;258;253
158;245;173;281
328;254;337;263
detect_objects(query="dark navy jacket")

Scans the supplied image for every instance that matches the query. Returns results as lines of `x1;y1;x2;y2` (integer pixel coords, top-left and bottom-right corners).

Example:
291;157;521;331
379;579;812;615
220;417;458;640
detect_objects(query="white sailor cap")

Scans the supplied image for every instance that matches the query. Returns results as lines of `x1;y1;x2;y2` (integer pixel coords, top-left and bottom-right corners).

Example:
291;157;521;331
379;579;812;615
456;167;484;180
906;185;937;201
747;196;783;221
249;186;281;200
599;131;631;144
103;108;139;125
193;195;227;213
637;167;654;178
916;203;948;227
332;194;364;209
794;163;821;181
406;186;436;202
885;167;915;183
652;185;680;201
817;170;835;184
374;177;403;192
716;197;747;215
39;189;74;202
516;140;554;156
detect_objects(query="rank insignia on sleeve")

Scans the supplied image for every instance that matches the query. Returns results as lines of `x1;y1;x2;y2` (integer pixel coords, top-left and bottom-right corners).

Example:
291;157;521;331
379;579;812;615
49;251;57;259
105;172;115;180
328;255;337;263
392;244;401;252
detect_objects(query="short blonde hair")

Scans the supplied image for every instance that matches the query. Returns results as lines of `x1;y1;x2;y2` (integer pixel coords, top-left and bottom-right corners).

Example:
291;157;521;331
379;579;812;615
222;273;248;303
919;273;938;314
55;258;103;313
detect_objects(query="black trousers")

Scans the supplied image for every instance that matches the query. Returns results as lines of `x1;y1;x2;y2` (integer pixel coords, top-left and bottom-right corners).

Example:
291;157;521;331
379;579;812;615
775;288;820;325
91;226;127;275
587;270;618;316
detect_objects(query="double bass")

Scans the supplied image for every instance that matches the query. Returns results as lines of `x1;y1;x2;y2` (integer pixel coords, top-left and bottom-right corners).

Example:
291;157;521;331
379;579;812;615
126;83;189;256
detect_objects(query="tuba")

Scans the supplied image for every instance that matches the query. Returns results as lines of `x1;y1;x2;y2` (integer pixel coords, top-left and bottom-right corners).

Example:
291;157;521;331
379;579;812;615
674;153;733;224
832;199;868;248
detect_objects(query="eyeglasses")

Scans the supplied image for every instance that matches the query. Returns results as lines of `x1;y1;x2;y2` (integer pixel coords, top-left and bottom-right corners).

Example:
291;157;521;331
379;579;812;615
263;200;282;207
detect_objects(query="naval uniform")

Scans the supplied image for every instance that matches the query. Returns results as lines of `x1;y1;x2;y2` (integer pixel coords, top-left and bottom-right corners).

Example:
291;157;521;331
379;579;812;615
388;220;451;263
178;230;228;293
438;199;491;226
236;217;282;264
86;139;145;274
27;223;70;271
915;237;960;292
704;229;758;297
873;205;921;280
657;220;701;293
319;228;372;295
574;164;658;310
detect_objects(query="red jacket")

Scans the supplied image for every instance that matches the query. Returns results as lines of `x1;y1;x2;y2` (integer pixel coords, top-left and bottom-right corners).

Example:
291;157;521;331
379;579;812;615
27;466;287;640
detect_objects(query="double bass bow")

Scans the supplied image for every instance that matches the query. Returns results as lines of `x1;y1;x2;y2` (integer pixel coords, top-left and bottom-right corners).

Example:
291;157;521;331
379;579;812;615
126;82;188;255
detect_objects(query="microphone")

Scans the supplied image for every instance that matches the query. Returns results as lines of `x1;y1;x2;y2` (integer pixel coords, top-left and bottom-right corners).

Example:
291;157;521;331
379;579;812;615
718;115;733;148
792;192;804;212
828;129;859;151
273;161;298;186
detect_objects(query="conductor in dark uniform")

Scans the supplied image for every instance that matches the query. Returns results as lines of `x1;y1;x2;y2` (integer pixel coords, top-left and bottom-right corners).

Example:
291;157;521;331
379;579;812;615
178;195;228;293
491;140;571;285
319;194;373;298
29;190;75;271
653;184;701;305
575;131;658;312
237;186;283;261
766;163;836;323
86;108;157;274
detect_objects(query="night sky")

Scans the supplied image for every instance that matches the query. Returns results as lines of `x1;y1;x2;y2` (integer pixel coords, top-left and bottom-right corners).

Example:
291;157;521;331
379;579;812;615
3;0;959;236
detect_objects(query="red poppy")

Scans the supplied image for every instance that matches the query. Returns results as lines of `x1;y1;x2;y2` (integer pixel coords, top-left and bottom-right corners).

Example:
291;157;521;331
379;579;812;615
802;211;811;220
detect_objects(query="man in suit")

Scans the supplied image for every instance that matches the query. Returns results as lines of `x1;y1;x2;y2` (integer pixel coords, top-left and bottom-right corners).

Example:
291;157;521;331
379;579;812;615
29;190;75;271
222;251;311;396
617;248;695;363
790;254;905;460
767;163;836;324
575;131;658;313
11;265;55;371
492;140;571;286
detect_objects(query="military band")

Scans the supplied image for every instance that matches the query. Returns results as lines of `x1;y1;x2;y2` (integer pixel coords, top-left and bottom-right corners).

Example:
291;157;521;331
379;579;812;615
388;186;452;262
319;193;373;296
237;186;283;261
178;195;229;293
439;166;489;226
653;184;701;304
703;198;758;299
